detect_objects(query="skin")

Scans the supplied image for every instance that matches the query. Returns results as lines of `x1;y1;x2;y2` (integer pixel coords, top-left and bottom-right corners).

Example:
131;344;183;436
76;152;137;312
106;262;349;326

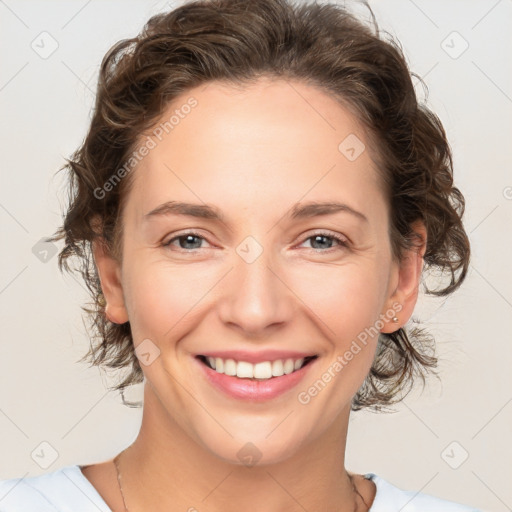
85;77;427;512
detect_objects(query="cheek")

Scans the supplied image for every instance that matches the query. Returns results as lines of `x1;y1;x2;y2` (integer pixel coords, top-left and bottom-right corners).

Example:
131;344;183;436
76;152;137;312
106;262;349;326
290;264;387;414
290;260;387;341
122;255;219;341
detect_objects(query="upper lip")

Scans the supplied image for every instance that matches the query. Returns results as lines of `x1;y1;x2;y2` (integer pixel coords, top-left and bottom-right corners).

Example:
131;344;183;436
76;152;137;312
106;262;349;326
197;350;318;364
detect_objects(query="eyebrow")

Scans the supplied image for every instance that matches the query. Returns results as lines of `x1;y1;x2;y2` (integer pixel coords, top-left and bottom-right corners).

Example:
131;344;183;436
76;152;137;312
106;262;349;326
144;200;368;224
289;201;368;223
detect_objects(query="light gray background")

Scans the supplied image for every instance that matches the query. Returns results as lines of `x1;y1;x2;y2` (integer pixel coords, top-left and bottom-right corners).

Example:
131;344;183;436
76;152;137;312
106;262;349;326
0;1;511;511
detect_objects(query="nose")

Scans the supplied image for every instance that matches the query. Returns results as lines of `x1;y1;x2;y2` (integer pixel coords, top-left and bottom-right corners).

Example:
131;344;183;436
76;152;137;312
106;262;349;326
217;239;295;337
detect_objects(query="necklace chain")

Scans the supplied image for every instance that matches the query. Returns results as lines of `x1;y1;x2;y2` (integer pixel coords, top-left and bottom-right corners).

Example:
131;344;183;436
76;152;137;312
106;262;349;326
113;451;369;512
114;453;129;512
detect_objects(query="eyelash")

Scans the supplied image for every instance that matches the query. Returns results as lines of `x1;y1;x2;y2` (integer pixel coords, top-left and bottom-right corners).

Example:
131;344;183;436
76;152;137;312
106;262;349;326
162;230;349;254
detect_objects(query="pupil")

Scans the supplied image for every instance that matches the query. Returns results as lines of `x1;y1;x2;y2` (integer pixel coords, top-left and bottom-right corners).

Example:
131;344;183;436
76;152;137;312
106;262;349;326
181;235;201;249
312;235;330;249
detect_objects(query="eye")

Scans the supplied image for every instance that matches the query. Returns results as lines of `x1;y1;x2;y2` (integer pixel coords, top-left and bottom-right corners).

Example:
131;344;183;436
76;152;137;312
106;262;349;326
298;231;349;252
162;230;349;254
162;231;211;251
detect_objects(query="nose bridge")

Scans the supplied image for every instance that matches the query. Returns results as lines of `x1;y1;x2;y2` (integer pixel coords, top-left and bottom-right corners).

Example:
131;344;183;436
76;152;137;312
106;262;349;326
219;233;292;333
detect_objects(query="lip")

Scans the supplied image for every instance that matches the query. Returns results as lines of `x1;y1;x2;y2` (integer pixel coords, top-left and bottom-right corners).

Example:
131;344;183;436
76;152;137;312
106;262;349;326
193;354;318;402
197;350;317;364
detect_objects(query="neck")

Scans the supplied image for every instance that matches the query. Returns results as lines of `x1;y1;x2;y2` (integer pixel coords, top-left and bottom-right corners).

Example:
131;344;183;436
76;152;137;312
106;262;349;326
116;382;364;512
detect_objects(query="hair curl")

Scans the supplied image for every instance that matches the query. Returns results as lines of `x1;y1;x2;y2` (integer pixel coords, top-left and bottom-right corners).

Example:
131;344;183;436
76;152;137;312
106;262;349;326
47;0;470;411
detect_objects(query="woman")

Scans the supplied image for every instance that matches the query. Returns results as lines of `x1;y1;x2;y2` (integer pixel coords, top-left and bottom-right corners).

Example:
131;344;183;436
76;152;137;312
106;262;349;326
0;0;480;510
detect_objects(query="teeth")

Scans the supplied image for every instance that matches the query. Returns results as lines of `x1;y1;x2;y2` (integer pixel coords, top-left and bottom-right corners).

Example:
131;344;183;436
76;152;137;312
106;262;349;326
224;359;237;376
237;361;254;378
271;359;283;376
283;359;295;374
254;361;272;379
204;356;308;380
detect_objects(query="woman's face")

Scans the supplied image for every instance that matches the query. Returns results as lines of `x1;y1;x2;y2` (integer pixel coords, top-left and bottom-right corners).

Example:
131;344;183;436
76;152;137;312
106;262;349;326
102;77;410;464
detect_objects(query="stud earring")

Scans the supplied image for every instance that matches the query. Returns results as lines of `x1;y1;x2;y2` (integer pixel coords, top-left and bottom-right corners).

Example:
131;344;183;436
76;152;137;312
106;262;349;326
392;316;399;323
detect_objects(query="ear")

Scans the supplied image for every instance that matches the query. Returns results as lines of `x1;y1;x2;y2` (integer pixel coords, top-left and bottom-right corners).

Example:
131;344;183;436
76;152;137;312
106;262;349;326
92;236;129;325
380;220;427;333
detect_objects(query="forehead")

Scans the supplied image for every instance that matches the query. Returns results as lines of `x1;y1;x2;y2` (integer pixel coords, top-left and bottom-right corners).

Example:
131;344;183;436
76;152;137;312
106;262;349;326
126;77;385;224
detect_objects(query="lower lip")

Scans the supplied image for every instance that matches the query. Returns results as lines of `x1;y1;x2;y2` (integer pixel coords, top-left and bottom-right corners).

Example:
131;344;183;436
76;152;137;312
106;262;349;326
194;356;317;401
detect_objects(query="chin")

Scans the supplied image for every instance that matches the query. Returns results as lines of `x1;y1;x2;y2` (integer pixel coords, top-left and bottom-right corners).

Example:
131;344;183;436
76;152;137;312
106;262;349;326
194;423;308;468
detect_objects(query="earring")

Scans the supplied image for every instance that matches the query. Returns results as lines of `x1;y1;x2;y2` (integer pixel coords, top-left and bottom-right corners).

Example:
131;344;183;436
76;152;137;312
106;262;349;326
392;316;399;323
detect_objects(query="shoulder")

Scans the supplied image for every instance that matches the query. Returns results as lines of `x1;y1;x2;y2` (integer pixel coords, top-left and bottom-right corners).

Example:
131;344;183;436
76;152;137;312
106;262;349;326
0;465;110;512
366;472;483;512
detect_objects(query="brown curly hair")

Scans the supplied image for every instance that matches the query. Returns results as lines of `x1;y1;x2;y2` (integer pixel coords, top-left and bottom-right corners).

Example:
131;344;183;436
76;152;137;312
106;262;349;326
47;0;470;411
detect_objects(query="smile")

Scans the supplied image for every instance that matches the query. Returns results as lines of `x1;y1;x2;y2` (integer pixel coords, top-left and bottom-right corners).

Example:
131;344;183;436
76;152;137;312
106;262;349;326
194;354;319;401
198;355;317;379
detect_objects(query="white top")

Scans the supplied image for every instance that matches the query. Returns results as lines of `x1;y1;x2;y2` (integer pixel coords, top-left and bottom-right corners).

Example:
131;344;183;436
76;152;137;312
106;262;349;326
0;465;482;511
